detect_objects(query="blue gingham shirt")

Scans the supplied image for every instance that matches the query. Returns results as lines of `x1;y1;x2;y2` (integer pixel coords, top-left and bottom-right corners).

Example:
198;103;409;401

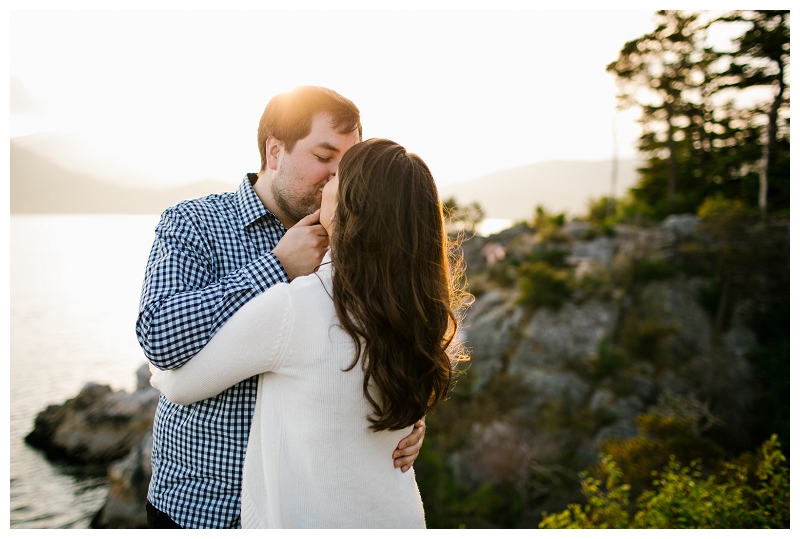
136;174;289;528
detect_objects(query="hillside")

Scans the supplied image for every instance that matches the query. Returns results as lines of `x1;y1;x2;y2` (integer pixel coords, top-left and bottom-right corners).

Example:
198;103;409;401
10;139;239;214
12;134;643;219
438;159;642;221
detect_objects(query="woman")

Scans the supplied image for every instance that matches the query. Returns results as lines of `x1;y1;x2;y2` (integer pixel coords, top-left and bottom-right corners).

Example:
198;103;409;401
150;138;468;528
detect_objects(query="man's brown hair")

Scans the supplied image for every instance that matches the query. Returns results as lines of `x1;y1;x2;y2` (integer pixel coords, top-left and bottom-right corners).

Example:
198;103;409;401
257;86;362;172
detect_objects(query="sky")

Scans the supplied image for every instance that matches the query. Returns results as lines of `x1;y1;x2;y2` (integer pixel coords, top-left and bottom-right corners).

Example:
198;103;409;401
9;8;665;189
9;6;751;191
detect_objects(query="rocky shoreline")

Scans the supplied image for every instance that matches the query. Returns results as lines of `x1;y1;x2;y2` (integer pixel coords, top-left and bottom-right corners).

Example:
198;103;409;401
26;364;157;528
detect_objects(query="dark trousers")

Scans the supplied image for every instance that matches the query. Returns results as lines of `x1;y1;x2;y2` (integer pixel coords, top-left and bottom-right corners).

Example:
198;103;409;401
146;500;183;529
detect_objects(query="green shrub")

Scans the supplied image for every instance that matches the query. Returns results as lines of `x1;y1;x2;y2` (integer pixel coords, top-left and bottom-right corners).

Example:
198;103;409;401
533;205;566;228
599;412;725;497
537;226;571;244
540;435;789;529
576;264;614;301
747;338;790;452
696;278;722;316
533;206;570;243
529;244;570;267
487;258;517;287
539;454;633;529
517;262;574;310
619;318;680;361
633;258;678;282
585;196;614;224
415;444;523;528
586;337;627;379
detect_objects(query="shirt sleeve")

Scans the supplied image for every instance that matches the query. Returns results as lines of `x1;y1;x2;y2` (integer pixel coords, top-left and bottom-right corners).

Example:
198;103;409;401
136;205;290;369
150;282;294;404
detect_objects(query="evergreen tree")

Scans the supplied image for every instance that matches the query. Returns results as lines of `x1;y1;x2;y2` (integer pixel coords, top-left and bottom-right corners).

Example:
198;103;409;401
607;10;790;219
712;10;790;213
607;11;710;213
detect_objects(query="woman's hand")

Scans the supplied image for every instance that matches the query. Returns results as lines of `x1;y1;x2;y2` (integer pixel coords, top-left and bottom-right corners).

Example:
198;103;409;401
148;362;165;393
393;418;426;473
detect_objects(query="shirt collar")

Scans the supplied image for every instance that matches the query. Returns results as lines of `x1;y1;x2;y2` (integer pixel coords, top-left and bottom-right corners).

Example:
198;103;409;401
235;173;286;232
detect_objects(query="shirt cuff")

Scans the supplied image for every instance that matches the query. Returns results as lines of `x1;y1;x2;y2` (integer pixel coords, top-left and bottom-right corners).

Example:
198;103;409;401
243;252;290;292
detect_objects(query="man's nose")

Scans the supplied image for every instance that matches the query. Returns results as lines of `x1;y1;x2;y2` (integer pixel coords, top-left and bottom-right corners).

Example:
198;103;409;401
326;163;338;180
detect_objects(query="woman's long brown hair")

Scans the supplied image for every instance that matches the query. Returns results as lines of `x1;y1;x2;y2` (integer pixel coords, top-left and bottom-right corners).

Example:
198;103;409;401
331;138;469;431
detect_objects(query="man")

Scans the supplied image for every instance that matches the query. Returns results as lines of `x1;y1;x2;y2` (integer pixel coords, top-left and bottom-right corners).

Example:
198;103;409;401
137;86;425;529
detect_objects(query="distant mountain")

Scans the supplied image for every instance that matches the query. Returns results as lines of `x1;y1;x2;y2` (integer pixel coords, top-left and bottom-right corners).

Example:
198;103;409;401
438;159;643;221
11;133;644;219
12;132;168;190
11;139;239;214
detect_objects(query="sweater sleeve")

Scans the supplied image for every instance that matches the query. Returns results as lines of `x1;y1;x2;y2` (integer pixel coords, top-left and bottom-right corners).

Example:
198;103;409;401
149;282;294;405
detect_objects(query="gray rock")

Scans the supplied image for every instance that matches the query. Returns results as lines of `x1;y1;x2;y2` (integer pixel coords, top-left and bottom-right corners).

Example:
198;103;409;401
584;419;639;460
487;223;534;246
661;214;700;242
722;311;758;362
451;421;535;486
25;365;159;528
659;369;693;396
630;374;657;402
613;224;639;241
639;278;712;363
461;289;523;391
563;220;591;240
465;287;506;318
459;234;489;275
91;432;152;529
570;236;618;267
608;396;644;423
508;369;591;415
505;232;541;261
136;364;152;391
515;300;617;369
26;365;159;464
589;389;615;413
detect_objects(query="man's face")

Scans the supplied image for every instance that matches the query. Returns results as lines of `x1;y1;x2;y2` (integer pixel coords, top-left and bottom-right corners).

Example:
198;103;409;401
270;113;359;226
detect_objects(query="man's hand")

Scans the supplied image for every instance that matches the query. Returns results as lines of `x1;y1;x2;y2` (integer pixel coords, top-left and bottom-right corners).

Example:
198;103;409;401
393;418;426;473
272;210;329;280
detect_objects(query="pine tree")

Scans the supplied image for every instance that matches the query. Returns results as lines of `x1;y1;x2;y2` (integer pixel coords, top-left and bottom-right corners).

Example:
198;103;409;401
712;11;790;213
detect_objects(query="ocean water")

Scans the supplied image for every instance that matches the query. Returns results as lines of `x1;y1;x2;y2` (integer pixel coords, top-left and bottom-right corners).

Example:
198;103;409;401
9;214;161;529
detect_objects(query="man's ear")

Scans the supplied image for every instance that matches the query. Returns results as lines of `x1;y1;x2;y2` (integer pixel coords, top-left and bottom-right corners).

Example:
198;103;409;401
266;136;284;171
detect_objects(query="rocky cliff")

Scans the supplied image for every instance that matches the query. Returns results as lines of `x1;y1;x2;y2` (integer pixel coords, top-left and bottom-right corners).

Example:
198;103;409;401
420;214;765;526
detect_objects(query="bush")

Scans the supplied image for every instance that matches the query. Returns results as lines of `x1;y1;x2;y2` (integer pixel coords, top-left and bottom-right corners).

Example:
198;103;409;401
415;444;523;528
487;258;517;287
586;337;627;379
599;411;725;497
576;263;614;302
529;244;570;268
539;435;789;529
517;262;574;310
585;196;615;224
619;318;680;361
633;258;678;282
697;195;756;238
533;206;570;243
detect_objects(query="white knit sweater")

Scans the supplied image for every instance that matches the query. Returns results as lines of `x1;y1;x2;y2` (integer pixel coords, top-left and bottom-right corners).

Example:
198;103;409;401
149;255;426;528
